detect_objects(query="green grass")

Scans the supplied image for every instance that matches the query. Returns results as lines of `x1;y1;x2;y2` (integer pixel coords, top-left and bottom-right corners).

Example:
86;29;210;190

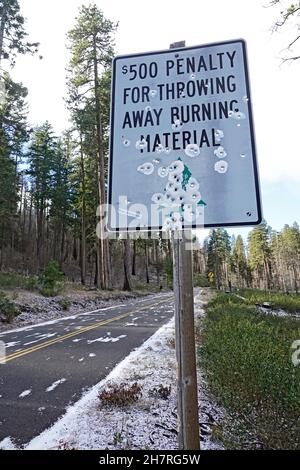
200;293;300;449
193;274;210;288
0;273;38;291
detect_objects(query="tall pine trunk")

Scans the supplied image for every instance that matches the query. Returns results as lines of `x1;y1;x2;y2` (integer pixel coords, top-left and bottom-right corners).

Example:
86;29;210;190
144;242;150;284
123;238;132;291
154;239;160;286
292;265;298;294
132;239;136;276
93;35;110;290
80;133;86;285
36;206;44;272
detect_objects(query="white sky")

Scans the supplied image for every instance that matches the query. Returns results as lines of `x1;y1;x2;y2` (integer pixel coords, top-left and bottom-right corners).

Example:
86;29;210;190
11;0;300;236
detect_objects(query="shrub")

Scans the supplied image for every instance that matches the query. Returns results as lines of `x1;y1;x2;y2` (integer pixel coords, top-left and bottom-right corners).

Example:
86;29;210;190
193;274;210;287
39;261;64;297
0;291;20;323
99;382;142;407
58;298;71;311
149;384;171;400
113;432;123;445
24;276;39;291
166;337;175;349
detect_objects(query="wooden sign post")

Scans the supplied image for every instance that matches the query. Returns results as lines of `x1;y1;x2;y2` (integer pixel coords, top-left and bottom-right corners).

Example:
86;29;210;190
170;41;200;450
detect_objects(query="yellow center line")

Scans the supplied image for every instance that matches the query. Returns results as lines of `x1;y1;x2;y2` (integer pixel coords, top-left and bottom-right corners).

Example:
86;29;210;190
0;297;172;363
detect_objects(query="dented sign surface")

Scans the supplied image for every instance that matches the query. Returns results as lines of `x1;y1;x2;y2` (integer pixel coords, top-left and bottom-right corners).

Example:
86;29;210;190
108;39;262;231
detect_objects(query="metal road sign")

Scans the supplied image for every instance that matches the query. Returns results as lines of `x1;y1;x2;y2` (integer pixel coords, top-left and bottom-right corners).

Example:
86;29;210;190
108;39;262;231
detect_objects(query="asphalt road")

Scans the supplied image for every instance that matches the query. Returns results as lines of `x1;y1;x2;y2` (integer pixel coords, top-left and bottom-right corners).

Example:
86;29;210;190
0;292;174;447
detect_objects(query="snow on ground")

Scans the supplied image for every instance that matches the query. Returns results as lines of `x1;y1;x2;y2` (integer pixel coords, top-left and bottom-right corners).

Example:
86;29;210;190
18;390;32;399
5;341;20;348
20;294;224;451
0;437;16;450
87;334;127;344
23;332;58;346
0;290;172;334
46;379;67;393
259;306;300;318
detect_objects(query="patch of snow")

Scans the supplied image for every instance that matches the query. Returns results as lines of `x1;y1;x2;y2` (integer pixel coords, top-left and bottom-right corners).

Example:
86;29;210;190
81;305;126;316
259;306;291;317
46;379;67;392
0;437;17;450
25;296;223;451
135;293;171;303
87;334;127;344
5;341;20;348
0;304;130;336
19;389;32;398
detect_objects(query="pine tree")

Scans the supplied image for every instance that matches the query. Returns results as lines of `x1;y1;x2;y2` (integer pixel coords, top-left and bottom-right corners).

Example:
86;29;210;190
27;122;56;270
207;229;231;290
50;134;74;265
0;72;28;268
0;0;38;271
232;235;248;287
66;4;117;289
248;221;272;290
0;0;39;66
270;1;300;62
280;223;300;293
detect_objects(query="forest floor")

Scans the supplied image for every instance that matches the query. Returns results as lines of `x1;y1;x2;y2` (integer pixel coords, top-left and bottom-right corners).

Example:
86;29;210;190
0;285;170;333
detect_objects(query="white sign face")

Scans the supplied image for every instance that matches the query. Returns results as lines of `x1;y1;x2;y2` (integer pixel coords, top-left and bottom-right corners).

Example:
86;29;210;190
108;39;262;231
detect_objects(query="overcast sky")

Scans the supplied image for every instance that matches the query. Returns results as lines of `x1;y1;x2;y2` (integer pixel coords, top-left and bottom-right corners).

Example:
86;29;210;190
11;0;300;238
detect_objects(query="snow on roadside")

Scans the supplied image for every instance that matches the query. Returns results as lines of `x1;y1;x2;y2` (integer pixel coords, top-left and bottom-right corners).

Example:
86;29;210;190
18;389;32;399
0;437;16;450
22;295;223;451
258;306;300;318
0;291;172;334
46;378;67;392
